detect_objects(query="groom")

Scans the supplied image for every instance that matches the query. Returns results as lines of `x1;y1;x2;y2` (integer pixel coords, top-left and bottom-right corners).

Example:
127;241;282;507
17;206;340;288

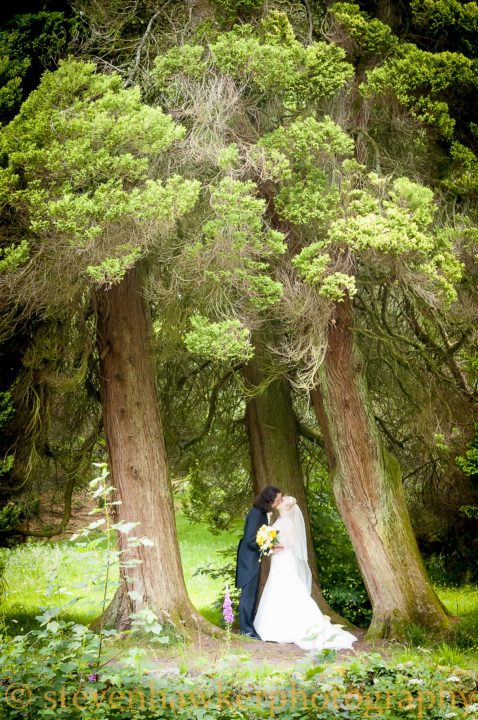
235;485;282;638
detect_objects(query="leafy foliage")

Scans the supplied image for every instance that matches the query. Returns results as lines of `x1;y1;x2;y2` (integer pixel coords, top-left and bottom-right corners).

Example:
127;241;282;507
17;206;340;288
0;59;200;313
154;11;354;116
330;1;478;196
0;391;13;428
171;177;286;331
184;315;253;362
411;0;478;56
0;12;79;123
446;142;478;194
456;424;478;484
0;35;29;120
263;115;462;303
4;12;78;68
0;392;14;501
210;0;263;24
330;2;399;56
210;12;354;110
364;44;478;141
1;626;477;718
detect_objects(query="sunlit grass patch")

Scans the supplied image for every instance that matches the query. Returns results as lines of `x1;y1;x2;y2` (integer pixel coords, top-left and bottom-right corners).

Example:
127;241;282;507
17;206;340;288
0;513;236;633
384;585;478;669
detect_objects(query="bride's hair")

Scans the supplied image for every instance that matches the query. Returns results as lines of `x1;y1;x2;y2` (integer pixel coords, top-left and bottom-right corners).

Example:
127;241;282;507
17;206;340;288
280;495;297;512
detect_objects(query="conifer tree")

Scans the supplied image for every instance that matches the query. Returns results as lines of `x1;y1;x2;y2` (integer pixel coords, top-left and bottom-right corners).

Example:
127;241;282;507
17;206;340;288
0;59;214;630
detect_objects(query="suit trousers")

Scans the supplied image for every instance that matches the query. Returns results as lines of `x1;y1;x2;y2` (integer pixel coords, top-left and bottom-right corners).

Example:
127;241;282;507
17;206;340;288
238;574;260;635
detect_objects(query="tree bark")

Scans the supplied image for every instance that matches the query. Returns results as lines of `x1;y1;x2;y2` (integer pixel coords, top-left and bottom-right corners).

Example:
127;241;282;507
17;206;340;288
94;265;215;634
90;582;133;633
311;297;452;639
244;335;351;626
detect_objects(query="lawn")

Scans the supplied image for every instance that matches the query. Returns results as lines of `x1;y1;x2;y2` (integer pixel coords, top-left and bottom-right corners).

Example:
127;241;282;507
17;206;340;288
0;513;240;632
175;512;242;623
1;522;478;720
1;517;478;671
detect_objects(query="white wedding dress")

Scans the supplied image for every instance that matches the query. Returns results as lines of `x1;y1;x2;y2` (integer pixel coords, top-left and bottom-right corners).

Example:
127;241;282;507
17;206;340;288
253;509;357;651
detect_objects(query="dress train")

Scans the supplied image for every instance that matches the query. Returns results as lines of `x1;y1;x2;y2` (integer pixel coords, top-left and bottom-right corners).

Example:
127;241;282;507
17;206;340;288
253;516;357;650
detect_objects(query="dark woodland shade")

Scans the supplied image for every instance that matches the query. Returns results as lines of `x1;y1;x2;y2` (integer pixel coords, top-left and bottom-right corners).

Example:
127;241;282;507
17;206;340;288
0;0;70;24
253;485;281;512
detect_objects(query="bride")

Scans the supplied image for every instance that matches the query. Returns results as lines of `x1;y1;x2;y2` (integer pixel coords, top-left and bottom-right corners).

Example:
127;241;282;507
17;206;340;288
253;495;357;650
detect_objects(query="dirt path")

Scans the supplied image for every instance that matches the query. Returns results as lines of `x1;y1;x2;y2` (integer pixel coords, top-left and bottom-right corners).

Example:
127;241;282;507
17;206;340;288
24;492;382;671
111;629;385;676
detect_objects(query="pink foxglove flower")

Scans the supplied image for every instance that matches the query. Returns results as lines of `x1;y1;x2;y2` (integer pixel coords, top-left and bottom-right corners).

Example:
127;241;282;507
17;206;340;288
222;584;234;625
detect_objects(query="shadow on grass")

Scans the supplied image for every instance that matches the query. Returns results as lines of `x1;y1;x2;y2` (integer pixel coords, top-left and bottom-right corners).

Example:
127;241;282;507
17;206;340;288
0;606;96;635
198;605;222;627
1;603;223;640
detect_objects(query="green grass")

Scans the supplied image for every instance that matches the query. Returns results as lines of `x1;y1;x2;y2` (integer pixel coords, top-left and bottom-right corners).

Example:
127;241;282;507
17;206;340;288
0;513;238;633
175;512;241;624
438;585;478;656
438;584;478;619
382;586;478;670
2;519;478;671
0;541;108;632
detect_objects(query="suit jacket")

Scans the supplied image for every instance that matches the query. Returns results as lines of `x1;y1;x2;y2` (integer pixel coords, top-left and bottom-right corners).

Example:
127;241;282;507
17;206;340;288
235;506;269;589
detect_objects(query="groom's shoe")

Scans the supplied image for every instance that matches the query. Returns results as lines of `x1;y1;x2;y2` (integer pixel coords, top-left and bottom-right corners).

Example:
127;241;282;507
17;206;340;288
241;631;261;640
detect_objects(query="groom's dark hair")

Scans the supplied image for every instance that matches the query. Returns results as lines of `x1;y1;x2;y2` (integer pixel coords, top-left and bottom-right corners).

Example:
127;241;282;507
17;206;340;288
253;485;281;512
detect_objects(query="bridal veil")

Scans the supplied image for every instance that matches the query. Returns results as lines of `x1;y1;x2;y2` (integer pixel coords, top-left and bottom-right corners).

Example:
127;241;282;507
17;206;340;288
289;504;312;593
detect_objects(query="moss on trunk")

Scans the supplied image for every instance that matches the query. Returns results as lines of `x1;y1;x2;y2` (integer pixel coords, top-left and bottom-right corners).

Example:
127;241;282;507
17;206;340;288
312;298;451;640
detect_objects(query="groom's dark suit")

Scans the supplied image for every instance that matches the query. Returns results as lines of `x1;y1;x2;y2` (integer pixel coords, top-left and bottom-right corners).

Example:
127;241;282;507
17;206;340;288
235;505;268;636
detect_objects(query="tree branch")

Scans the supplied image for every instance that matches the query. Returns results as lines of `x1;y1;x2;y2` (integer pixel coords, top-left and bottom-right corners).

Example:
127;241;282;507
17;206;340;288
12;421;101;539
174;360;212;391
124;11;161;87
374;414;412;449
403;297;476;400
178;363;243;450
14;474;76;538
302;0;314;44
295;413;323;444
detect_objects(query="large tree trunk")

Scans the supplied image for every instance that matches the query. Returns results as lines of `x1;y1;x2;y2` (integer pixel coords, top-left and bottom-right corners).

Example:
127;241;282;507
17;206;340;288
244;336;351;626
311;297;452;639
94;265;215;634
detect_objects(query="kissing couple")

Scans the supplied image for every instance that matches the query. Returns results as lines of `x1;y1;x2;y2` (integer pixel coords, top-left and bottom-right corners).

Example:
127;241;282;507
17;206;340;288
235;485;357;650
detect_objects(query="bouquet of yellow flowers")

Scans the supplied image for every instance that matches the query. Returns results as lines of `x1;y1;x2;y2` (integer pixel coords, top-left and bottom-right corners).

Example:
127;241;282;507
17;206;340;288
256;525;280;560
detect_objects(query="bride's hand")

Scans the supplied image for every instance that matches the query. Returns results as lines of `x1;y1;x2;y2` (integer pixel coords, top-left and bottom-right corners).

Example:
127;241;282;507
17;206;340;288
271;544;284;553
